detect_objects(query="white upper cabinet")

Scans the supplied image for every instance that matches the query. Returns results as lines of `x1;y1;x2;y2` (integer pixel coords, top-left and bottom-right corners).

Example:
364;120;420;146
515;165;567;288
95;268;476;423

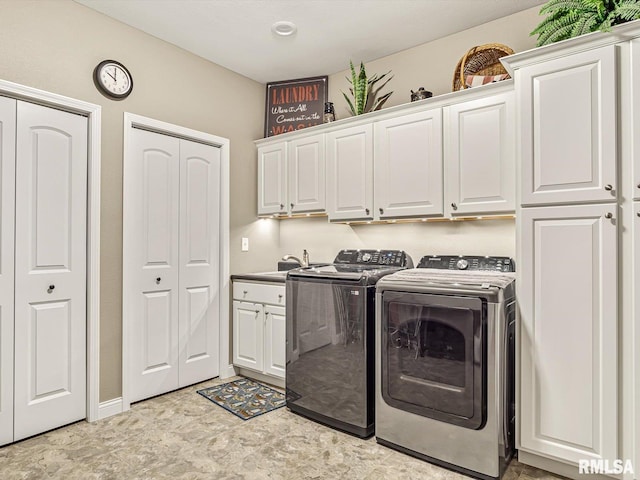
287;133;325;213
445;91;515;216
632;39;640;201
518;45;617;206
326;123;374;221
374;109;443;218
257;142;287;215
518;203;618;465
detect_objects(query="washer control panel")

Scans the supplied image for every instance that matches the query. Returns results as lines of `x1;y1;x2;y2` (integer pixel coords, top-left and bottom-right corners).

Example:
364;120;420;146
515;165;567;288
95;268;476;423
333;249;413;267
417;255;515;272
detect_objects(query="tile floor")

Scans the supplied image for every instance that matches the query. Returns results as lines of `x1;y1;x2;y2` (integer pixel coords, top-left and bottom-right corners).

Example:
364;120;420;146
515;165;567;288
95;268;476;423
0;377;567;480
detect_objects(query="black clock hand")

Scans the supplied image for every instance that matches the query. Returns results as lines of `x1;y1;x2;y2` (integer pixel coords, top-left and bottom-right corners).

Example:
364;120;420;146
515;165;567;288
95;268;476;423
106;69;117;81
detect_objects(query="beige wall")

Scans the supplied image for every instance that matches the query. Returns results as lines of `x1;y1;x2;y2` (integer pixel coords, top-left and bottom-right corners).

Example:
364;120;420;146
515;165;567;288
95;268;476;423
0;0;268;402
328;6;541;117
277;7;541;266
0;1;542;403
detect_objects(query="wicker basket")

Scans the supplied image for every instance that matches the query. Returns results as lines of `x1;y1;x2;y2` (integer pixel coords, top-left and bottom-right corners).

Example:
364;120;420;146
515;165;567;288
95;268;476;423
452;43;514;91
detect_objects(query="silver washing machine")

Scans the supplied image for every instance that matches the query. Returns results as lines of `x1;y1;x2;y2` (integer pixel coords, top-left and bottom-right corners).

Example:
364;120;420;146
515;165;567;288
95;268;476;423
375;255;516;480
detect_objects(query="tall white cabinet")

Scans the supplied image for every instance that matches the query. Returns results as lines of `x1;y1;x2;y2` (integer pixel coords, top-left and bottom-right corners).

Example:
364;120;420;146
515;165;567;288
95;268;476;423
502;24;640;478
124;127;221;403
0;98;88;446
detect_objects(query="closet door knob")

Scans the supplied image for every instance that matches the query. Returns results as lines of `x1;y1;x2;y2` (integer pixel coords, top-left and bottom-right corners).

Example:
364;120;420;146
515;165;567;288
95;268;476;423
156;277;161;284
279;203;284;209
290;203;294;209
604;184;613;191
637;212;640;218
47;285;55;293
379;208;384;214
365;208;370;215
637;184;640;189
451;203;458;210
604;212;613;219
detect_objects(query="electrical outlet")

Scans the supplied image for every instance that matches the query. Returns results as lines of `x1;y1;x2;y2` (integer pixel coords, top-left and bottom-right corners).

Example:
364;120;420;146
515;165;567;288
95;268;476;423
241;237;249;252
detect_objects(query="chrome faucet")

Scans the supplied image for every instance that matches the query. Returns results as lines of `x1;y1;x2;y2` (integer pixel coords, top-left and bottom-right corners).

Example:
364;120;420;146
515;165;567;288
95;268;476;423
282;249;310;268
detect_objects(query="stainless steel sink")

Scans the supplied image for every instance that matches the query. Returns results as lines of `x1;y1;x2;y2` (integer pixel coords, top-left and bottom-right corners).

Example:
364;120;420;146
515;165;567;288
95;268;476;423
255;271;288;278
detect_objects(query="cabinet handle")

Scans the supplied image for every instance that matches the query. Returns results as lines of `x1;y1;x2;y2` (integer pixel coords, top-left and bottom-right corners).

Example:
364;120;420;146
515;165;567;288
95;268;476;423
605;212;613;219
290;203;294;209
604;184;613;191
451;203;458;210
278;294;283;300
255;310;260;314
265;311;269;315
365;208;370;215
156;277;161;284
243;290;248;295
637;212;640;218
637;183;640;189
47;285;55;293
379;208;384;214
279;203;284;209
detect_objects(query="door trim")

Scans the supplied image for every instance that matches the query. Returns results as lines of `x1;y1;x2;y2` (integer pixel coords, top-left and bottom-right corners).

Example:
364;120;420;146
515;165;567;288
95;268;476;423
0;79;102;422
121;113;230;412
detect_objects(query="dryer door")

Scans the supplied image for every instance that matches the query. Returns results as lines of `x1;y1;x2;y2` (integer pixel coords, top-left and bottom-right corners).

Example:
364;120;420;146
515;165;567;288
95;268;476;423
381;291;486;429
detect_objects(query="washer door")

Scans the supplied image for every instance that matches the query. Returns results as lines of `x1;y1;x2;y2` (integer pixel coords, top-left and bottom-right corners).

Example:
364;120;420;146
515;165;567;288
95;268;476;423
381;291;486;429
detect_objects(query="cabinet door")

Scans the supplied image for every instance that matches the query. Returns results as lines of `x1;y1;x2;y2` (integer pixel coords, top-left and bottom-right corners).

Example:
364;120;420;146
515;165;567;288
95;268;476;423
326;124;374;221
446;91;515;216
519;45;617;206
634;202;640;476
519;204;617;464
288;134;325;213
632;40;640;201
125;128;181;403
233;301;264;372
14;102;88;441
0;96;15;447
257;142;287;215
375;109;443;218
178;140;221;387
264;305;286;379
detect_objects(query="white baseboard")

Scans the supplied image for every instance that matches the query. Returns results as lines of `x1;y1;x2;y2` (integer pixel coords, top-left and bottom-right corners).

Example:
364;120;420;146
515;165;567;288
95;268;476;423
219;363;237;379
97;397;124;420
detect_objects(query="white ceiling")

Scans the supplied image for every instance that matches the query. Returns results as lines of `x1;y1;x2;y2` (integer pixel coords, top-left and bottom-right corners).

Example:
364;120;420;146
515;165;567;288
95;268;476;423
75;0;545;84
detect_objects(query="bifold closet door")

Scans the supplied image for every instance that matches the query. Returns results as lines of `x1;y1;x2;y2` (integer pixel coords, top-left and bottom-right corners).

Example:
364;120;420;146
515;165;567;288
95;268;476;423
127;128;220;403
13;101;88;441
0;96;16;446
127;129;181;403
177;140;220;386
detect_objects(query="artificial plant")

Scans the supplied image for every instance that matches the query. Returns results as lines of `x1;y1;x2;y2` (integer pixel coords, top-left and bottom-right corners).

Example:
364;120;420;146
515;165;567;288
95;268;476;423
531;0;640;47
342;61;393;116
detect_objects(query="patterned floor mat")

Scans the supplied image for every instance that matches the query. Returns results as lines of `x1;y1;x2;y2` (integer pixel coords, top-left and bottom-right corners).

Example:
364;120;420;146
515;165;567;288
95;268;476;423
197;378;286;420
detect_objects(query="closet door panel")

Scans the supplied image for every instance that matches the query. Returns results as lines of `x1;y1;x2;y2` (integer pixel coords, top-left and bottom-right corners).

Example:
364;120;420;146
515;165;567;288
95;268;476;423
178;140;220;386
0;96;16;446
13;101;87;441
125;128;180;402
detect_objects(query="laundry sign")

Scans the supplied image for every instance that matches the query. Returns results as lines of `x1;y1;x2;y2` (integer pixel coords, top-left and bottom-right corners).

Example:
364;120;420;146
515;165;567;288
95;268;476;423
264;75;328;137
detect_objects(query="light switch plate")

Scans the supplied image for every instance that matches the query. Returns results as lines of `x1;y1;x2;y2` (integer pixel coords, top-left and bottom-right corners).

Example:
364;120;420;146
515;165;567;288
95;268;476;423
241;237;249;251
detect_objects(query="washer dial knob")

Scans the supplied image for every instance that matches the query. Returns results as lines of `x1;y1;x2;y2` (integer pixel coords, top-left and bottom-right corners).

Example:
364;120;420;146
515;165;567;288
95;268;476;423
456;259;469;270
362;252;372;262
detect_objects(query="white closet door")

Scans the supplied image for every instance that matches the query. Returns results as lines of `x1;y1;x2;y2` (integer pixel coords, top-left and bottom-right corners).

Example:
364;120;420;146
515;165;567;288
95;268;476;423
0;96;16;446
178;139;220;385
126;128;180;403
13;101;87;441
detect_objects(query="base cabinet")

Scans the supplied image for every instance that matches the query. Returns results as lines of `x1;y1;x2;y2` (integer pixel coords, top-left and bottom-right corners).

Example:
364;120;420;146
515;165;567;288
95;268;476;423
518;204;618;465
232;281;285;380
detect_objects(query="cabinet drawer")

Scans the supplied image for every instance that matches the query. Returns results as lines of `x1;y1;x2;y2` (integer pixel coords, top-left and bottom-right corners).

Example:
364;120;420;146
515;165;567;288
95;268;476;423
233;281;285;305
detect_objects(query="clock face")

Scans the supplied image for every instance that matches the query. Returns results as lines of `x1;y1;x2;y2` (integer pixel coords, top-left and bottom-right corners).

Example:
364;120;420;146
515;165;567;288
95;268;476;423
94;60;133;99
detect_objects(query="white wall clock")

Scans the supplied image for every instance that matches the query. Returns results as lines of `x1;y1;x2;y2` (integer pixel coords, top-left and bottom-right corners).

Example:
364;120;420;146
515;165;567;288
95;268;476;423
93;60;133;99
